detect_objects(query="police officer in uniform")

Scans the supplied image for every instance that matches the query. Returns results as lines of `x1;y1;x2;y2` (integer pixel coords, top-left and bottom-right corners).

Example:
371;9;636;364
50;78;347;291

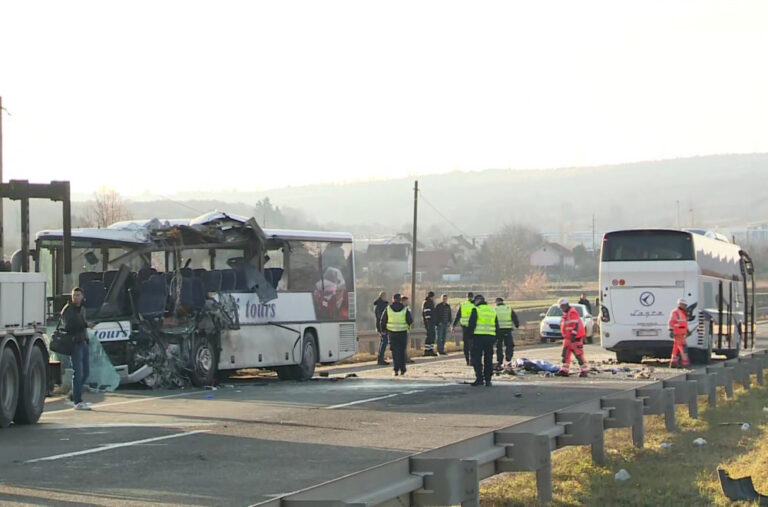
452;292;476;366
468;294;500;386
379;293;413;376
494;297;519;370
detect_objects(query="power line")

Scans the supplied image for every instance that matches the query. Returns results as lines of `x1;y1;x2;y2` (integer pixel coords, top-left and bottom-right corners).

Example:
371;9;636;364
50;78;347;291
418;189;470;238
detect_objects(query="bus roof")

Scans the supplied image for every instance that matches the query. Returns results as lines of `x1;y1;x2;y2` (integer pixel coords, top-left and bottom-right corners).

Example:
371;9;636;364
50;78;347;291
36;211;353;245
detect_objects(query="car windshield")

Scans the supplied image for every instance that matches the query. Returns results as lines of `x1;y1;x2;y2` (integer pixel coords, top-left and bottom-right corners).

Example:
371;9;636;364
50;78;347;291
546;304;587;317
546;306;563;317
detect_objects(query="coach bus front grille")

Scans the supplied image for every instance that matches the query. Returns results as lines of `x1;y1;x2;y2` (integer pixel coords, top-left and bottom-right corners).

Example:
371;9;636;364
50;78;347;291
340;323;356;352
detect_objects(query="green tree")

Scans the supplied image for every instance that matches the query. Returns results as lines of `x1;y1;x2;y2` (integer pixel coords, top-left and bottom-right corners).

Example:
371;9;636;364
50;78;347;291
478;224;542;283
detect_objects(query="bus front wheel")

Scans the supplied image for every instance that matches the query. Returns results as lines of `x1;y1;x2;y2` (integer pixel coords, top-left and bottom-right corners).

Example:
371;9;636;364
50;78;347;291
616;351;643;364
190;337;219;388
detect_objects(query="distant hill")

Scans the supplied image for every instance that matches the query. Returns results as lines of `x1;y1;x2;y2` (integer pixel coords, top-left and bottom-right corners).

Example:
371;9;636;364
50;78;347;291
6;154;768;252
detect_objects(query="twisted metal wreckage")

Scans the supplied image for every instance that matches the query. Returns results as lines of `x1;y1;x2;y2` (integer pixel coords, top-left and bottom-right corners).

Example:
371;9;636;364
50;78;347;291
84;213;278;389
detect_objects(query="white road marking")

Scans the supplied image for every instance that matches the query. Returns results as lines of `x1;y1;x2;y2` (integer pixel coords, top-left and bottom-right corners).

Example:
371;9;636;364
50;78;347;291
324;388;426;409
43;390;203;415
40;422;217;430
24;430;209;464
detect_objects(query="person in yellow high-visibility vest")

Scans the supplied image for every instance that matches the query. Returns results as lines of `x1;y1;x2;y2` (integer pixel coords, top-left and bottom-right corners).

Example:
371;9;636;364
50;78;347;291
379;293;414;376
468;294;500;386
452;292;476;366
494;297;520;370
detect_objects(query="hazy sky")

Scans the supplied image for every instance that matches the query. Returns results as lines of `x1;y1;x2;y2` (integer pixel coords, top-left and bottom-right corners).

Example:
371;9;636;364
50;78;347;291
1;1;766;196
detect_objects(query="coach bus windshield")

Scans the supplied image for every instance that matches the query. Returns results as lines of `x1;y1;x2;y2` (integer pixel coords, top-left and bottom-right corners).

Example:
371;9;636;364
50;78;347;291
601;230;695;262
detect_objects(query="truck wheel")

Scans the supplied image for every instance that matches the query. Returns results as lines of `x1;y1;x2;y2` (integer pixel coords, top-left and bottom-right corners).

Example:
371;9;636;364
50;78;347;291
14;345;47;425
0;346;20;428
190;337;218;388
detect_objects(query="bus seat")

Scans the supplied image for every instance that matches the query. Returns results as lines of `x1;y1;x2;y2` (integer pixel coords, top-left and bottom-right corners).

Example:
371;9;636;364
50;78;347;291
193;268;206;278
180;267;194;278
138;276;167;319
79;271;103;287
171;277;195;309
137;267;157;282
202;270;222;292
83;280;106;312
220;269;237;291
264;268;283;289
191;277;206;310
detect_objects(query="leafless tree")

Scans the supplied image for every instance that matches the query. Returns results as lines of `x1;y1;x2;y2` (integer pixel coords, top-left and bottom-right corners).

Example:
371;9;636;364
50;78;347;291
84;187;132;228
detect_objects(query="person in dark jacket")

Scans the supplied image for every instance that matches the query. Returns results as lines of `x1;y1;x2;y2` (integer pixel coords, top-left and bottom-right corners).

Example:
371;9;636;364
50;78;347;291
434;294;452;355
379;293;413;376
60;287;94;410
467;294;500;386
452;292;476;366
373;292;390;365
578;293;592;315
421;291;437;356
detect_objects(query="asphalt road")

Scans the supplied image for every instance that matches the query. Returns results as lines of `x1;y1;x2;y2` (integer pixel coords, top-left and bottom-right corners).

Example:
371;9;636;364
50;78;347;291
1;327;765;506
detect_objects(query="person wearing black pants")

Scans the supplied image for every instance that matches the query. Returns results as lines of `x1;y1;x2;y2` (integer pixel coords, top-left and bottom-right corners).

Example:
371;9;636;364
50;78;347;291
372;292;389;365
422;291;436;356
379;293;413;376
494;297;520;368
467;294;500;386
452;292;476;366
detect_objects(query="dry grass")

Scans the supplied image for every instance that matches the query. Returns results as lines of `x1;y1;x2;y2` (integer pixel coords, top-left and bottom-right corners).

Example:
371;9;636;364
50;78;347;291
481;383;768;506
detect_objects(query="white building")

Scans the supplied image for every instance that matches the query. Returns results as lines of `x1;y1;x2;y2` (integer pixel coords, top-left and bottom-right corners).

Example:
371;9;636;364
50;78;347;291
530;242;575;268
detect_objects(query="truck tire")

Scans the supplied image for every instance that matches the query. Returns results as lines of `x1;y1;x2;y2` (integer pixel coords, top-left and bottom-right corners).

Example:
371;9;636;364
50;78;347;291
190;337;218;388
0;346;20;428
276;331;317;381
14;345;47;425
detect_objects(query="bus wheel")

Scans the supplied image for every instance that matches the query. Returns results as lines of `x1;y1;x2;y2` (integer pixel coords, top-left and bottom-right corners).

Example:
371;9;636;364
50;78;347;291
277;332;317;381
190;337;218;388
0;346;20;428
14;344;47;425
616;351;642;364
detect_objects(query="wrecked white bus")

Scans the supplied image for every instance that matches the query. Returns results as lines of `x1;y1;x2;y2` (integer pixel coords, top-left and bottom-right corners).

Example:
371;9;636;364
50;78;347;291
599;229;755;364
34;212;358;387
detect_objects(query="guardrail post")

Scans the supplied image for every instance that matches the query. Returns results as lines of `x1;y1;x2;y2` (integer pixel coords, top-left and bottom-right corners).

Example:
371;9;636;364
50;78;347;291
686;372;717;409
637;383;676;431
410;458;478;507
730;358;751;390
707;364;735;398
495;432;554;504
748;355;764;385
555;412;606;466
663;378;698;419
601;397;644;448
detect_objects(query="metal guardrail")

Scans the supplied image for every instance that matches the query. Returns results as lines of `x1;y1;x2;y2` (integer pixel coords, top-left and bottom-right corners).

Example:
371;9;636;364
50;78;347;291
255;350;768;507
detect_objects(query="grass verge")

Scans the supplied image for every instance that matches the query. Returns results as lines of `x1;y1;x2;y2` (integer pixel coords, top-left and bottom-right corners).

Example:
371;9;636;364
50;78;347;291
480;382;768;506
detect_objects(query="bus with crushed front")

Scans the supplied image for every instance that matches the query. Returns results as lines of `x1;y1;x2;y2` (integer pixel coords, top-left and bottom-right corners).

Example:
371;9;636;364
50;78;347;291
34;212;358;387
598;229;755;364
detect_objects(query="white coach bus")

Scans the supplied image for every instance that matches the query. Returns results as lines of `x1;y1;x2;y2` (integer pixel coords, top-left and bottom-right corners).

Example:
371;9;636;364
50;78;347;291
34;212;357;386
598;229;755;364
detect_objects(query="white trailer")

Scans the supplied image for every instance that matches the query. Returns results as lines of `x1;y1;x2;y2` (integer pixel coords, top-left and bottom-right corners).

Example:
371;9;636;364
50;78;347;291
0;272;50;427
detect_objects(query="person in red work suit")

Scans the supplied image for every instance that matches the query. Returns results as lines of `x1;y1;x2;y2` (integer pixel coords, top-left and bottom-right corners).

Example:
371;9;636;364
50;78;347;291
668;298;691;367
556;298;589;377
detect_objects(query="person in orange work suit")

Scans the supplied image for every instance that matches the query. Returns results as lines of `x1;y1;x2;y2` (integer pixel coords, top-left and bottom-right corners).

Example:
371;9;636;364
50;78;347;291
668;298;691;367
556;298;589;377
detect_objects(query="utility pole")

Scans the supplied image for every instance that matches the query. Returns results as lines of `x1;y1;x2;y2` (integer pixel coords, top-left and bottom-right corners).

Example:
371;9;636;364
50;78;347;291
0;96;4;262
410;180;418;305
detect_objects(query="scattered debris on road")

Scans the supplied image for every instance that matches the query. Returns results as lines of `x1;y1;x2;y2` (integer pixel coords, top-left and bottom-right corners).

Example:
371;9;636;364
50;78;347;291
693;437;707;446
614;469;631;481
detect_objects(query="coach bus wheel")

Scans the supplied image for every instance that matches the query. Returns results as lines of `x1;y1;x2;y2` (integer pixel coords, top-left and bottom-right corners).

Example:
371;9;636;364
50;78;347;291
0;346;20;428
615;351;643;364
191;337;218;388
295;331;317;381
14;344;47;425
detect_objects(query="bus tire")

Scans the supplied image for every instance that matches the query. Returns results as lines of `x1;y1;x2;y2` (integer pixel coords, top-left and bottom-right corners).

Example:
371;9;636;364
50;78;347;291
190;337;218;388
0;346;20;428
14;344;47;425
277;332;317;381
616;351;642;364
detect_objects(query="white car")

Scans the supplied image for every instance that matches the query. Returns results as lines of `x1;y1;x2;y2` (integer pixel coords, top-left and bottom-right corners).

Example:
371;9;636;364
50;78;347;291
539;303;595;344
